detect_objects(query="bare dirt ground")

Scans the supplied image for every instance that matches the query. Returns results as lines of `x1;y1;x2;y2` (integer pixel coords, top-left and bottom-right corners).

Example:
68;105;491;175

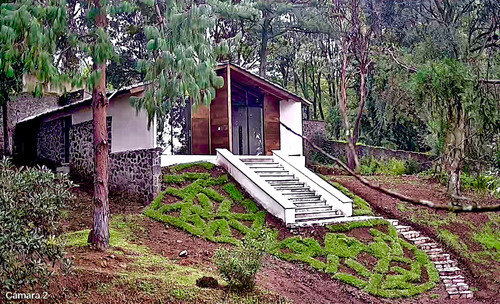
10;169;498;303
331;174;500;303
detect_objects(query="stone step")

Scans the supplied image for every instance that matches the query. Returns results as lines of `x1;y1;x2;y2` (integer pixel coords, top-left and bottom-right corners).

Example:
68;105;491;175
438;267;461;276
417;242;439;250
295;211;344;222
395;225;411;232
401;230;420;239
253;167;287;172
408;236;432;244
446;282;469;291
387;219;399;226
433;260;458;268
423;248;443;255
448;290;473;299
429;253;451;261
441;275;465;284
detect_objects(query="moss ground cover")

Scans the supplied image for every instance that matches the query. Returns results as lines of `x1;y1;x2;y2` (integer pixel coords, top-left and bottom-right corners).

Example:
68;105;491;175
144;162;439;298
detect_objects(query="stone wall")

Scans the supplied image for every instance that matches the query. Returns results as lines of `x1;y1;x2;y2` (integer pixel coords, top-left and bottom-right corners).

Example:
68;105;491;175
109;148;162;201
37;118;65;165
69;118;160;202
0;94;59;157
303;120;435;169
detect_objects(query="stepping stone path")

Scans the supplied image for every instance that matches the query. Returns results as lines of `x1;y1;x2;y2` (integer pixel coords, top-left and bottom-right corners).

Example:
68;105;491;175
387;219;474;299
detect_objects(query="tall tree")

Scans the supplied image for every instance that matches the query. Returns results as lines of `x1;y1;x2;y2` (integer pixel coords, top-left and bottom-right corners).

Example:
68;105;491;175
1;0;224;250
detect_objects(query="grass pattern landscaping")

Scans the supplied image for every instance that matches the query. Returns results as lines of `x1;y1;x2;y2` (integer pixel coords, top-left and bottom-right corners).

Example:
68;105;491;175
144;162;440;298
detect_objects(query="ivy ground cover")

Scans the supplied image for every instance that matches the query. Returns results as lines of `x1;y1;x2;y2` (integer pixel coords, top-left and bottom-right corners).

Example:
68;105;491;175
143;162;439;298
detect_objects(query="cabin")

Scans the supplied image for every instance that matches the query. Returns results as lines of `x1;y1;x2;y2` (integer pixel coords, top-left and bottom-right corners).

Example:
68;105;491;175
189;63;309;157
11;63;353;224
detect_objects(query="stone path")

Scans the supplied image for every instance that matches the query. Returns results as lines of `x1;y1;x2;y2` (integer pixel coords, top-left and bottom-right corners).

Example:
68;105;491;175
387;219;474;299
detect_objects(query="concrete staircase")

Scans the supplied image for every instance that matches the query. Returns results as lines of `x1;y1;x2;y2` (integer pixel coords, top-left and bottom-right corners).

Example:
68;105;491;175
216;149;354;226
240;157;344;224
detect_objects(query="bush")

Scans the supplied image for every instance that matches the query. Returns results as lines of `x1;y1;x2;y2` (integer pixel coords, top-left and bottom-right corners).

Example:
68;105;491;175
0;159;73;289
213;231;271;291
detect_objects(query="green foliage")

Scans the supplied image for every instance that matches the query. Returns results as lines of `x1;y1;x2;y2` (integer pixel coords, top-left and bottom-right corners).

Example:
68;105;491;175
146;165;438;298
133;0;226;126
329;181;373;216
0;159;73;289
359;157;420;176
473;223;500;262
213;232;271;291
169;162;215;173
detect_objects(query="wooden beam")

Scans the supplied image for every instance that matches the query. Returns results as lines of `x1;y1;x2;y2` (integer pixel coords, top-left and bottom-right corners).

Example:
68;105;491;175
227;65;233;153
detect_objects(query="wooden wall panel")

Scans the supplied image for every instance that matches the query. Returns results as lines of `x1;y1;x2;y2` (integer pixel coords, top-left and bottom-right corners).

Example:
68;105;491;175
264;94;280;155
191;104;210;155
210;71;229;155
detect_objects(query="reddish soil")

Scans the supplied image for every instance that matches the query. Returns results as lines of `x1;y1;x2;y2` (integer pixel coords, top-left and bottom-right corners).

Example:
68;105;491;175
14;164;495;303
332;174;500;302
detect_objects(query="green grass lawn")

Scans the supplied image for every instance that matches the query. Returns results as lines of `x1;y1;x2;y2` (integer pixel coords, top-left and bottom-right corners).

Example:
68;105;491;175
143;162;440;298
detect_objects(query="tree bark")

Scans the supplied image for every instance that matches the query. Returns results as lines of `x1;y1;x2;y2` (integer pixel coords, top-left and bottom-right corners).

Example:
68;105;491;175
259;23;269;77
88;1;110;251
444;102;466;198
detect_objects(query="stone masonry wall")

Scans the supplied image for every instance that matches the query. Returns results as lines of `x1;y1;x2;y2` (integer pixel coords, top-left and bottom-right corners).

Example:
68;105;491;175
69;118;160;202
1;94;59;157
37;118;65;165
303;120;435;169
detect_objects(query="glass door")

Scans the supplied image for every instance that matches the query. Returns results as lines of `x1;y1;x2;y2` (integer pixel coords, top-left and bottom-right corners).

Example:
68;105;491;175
231;83;264;155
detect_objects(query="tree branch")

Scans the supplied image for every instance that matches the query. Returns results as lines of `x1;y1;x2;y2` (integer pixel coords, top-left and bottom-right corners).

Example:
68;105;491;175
280;122;500;213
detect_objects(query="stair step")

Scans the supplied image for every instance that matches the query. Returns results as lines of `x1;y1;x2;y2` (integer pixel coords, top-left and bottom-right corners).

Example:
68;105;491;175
266;177;299;181
274;186;311;191
246;163;282;168
293;201;327;208
282;192;317;197
280;189;315;194
240;158;275;163
401;230;420;238
268;181;304;185
288;196;322;202
295;209;338;216
295;206;333;213
260;174;295;179
408;236;431;244
295;211;344;221
395;225;411;232
254;170;288;174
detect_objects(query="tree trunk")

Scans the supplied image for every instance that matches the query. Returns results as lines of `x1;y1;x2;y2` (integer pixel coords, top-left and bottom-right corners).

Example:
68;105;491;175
259;24;269;77
88;1;110;251
338;47;359;171
444;103;466;198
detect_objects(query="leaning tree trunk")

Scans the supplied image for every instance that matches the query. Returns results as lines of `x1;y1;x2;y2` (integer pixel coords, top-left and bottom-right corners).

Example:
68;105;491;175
88;1;110;250
444;103;467;198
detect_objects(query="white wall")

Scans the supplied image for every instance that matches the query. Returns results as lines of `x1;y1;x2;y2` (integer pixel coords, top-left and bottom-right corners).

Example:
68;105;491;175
279;99;303;156
44;92;156;153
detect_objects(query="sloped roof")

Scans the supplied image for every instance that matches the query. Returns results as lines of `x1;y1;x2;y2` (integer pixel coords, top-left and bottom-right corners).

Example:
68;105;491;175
216;62;311;105
17;83;146;124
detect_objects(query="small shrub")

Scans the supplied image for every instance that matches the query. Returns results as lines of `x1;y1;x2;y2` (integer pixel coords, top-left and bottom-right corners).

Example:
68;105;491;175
0;159;73;289
213;231;270;291
405;157;421;175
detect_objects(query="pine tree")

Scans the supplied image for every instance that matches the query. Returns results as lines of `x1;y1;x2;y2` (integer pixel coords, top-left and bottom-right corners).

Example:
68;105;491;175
1;0;224;250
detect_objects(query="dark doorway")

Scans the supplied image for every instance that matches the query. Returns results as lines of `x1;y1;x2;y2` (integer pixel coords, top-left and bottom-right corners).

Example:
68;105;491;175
231;83;264;155
63;116;72;163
